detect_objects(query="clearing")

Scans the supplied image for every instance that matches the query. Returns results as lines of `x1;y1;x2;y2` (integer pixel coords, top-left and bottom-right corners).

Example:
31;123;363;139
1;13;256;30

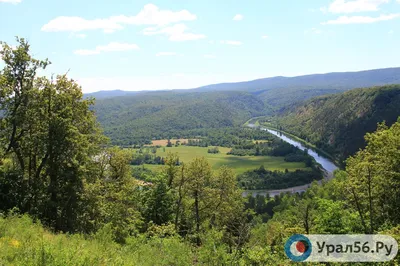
134;145;309;175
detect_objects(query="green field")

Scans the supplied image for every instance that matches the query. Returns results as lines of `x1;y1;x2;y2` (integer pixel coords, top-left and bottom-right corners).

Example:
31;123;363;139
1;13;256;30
134;145;309;175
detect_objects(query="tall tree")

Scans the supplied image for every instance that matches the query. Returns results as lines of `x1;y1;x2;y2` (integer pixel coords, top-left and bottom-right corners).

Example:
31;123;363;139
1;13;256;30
186;157;212;245
0;38;104;232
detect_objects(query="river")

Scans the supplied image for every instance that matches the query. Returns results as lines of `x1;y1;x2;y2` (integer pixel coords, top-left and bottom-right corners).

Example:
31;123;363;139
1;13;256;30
242;125;339;197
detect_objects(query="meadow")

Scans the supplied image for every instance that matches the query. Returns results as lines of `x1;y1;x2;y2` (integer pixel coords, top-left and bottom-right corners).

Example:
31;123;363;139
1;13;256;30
134;145;308;174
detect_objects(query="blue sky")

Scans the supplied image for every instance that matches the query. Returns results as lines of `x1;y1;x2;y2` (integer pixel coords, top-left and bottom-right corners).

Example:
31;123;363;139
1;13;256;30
1;0;400;93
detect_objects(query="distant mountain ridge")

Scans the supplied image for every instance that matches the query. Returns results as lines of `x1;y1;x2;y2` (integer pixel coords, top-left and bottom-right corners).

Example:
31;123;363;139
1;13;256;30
84;90;140;99
87;67;400;110
192;67;400;93
86;67;400;98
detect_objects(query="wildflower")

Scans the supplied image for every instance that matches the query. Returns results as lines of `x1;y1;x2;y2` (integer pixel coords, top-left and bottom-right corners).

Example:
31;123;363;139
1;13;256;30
9;239;20;248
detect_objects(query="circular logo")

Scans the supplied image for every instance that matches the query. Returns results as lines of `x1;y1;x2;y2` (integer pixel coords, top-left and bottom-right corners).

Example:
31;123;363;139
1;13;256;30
285;234;312;262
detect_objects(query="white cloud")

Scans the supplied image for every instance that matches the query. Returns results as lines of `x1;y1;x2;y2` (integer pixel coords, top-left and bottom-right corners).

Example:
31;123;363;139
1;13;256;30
204;54;216;59
69;33;87;39
74;42;139;55
156;52;180;56
42;16;123;33
0;0;21;4
322;13;400;24
305;28;323;34
261;35;269;39
323;0;389;14
143;24;206;41
110;4;196;26
75;33;87;39
233;14;243;21
220;40;242;46
172;73;185;77
42;4;197;33
389;29;394;34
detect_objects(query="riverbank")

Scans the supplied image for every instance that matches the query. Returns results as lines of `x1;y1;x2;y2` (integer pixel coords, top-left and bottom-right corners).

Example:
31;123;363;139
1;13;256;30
243;122;339;197
259;122;341;167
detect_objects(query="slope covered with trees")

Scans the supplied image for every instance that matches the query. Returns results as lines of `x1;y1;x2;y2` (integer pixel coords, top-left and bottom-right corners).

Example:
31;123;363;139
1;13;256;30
94;91;270;145
91;68;400;145
274;85;400;163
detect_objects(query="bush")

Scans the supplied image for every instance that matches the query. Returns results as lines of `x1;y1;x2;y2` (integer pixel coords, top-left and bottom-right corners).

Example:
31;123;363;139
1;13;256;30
207;147;220;154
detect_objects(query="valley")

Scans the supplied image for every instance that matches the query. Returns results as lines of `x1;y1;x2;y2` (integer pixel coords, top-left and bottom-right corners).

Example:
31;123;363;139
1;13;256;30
1;35;399;265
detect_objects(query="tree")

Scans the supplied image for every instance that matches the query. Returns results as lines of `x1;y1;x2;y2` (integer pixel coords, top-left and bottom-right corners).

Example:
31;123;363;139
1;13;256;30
164;152;179;187
84;147;141;242
255;146;261;156
344;120;400;233
186;157;212;245
167;139;172;147
0;38;50;214
0;38;105;232
143;175;173;226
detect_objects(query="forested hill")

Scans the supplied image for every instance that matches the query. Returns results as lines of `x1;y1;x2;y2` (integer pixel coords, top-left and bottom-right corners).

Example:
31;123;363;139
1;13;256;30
194;67;400;93
275;84;400;162
192;67;400;109
91;68;400;145
93;90;269;145
89;67;400;111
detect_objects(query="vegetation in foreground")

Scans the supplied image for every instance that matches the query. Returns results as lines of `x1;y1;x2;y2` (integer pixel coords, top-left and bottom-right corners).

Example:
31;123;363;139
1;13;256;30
1;38;399;265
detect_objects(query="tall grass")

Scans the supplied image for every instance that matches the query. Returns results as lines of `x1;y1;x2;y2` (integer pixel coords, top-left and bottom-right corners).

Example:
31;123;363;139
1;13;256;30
0;214;194;266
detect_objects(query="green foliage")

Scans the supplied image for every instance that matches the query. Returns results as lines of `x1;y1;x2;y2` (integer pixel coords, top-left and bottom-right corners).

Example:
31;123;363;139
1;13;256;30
238;165;322;190
342;119;400;233
93;91;268;145
142;176;174;227
207;146;219;154
276;85;400;163
0;38;105;232
186;127;275;148
0;214;194;266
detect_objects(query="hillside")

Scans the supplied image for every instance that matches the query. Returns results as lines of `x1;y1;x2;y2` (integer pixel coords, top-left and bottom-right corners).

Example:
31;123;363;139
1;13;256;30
193;67;400;109
274;85;400;162
91;68;400;145
89;67;400;112
93;90;270;145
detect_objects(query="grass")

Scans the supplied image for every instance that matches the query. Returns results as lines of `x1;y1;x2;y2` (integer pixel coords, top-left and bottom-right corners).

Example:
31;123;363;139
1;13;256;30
0;214;195;266
135;146;308;175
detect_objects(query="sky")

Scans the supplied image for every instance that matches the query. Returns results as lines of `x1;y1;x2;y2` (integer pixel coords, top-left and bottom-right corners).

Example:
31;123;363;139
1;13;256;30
1;0;400;93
